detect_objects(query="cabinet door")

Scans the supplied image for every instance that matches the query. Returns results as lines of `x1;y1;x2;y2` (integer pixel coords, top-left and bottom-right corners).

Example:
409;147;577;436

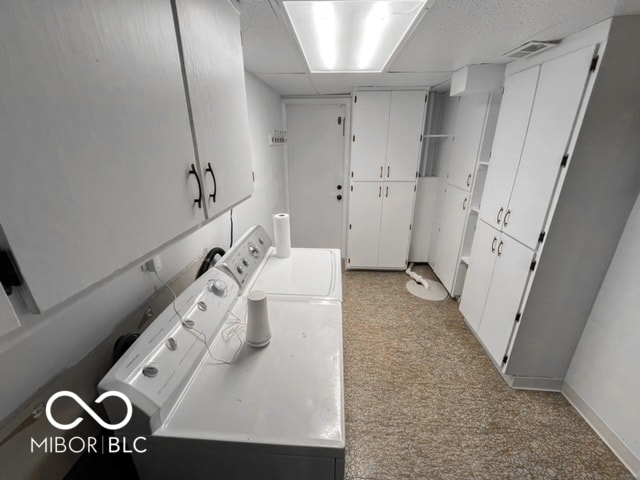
479;66;539;229
0;0;200;312
447;94;490;191
502;46;596;249
432;185;469;293
175;0;254;217
385;91;426;181
477;234;535;366
350;92;391;181
459;220;499;331
347;182;383;268
378;182;416;268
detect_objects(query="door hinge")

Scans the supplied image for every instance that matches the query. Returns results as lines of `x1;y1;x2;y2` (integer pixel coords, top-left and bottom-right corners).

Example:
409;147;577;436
416;171;418;178
420;134;423;142
590;56;599;72
354;95;357;103
502;355;509;365
350;185;353;191
252;171;255;183
530;260;537;271
424;93;428;102
349;224;352;230
351;171;354;178
409;224;412;231
515;313;521;323
348;258;351;264
414;185;417;192
538;231;546;243
489;151;492;159
337;116;342;125
353;135;356;142
561;154;569;167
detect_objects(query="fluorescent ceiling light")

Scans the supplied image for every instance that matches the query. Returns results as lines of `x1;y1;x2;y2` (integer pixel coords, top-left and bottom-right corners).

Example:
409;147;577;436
284;1;426;73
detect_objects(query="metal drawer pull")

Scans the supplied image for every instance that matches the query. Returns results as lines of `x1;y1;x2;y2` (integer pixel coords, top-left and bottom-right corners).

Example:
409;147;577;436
462;198;468;210
188;163;203;209
379;186;382;197
385;186;389;198
467;174;472;187
497;241;504;257
504;209;511;226
380;166;383;178
491;237;497;253
387;166;390;178
497;207;504;224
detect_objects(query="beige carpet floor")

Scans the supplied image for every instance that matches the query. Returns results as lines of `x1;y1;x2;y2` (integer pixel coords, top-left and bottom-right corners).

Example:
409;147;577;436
342;265;632;480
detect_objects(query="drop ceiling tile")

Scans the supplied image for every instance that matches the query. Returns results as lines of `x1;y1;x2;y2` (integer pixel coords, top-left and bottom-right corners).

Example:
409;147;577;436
255;73;318;96
377;72;452;89
310;73;382;95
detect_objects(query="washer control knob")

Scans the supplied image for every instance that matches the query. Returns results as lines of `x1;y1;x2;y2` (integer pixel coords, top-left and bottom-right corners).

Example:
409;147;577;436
207;279;227;296
242;258;249;267
142;365;158;378
248;243;260;258
166;338;178;351
236;265;245;274
258;237;265;245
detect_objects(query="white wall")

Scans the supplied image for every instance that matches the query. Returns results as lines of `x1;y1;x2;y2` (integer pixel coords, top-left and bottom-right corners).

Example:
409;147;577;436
565;192;640;475
0;72;286;426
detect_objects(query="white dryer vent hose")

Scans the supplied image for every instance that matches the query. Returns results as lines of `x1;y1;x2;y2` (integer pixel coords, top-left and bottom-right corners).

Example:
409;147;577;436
405;263;448;301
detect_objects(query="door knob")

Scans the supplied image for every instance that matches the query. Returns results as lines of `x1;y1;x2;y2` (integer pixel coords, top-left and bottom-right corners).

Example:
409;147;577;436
337;194;342;201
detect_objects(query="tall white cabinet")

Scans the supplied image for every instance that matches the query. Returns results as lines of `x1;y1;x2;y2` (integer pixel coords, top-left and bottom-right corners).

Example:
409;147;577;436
430;92;502;296
346;90;426;269
0;0;253;312
459;17;640;386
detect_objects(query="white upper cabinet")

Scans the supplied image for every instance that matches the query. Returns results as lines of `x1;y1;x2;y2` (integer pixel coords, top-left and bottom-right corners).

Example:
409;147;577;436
350;92;392;181
447;94;492;191
0;0;200;312
502;45;596;249
175;0;254;217
479;66;539;229
350;90;425;182
385;91;427;181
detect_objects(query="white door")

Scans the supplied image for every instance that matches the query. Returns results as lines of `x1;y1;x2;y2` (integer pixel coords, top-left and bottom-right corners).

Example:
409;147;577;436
378;182;417;268
433;185;469;293
503;46;596;249
287;103;346;248
385;91;426;181
346;182;383;268
448;94;490;191
479;66;540;230
350;92;391;181
459;220;499;330
477;234;535;366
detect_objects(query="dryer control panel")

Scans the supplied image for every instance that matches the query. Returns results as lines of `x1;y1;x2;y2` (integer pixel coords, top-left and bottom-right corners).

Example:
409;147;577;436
216;225;273;293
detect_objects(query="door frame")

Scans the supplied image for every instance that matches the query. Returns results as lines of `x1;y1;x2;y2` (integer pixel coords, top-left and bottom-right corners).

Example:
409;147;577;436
282;97;351;254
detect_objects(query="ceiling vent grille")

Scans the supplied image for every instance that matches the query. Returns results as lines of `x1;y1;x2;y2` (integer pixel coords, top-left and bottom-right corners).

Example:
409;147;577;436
504;40;559;59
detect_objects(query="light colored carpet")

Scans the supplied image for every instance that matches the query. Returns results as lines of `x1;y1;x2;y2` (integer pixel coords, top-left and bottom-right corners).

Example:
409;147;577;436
342;265;632;480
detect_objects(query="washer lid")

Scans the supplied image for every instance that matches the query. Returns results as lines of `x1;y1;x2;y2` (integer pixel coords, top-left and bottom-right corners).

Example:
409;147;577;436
252;248;342;301
157;299;344;451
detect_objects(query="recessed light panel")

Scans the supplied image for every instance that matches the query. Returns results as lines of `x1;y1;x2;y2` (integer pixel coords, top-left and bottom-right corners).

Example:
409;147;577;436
284;1;427;73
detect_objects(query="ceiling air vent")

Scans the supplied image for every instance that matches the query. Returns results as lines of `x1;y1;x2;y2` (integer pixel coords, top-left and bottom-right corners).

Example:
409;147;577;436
504;40;559;59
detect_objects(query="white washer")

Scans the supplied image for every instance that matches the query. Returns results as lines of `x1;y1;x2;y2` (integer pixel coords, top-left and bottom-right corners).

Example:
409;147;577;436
99;225;345;480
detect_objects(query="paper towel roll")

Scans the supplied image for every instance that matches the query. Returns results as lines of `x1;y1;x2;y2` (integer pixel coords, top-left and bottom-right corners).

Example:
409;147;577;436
273;213;291;258
246;290;271;348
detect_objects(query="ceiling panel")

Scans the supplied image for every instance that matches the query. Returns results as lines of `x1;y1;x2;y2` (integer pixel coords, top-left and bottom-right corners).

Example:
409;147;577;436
377;72;451;89
310;73;382;95
255;73;318;96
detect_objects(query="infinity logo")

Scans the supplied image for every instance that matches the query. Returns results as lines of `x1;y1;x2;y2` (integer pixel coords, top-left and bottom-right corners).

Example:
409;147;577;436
45;391;133;431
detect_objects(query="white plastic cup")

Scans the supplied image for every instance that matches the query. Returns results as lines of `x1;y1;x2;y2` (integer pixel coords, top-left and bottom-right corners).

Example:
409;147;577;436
246;290;271;347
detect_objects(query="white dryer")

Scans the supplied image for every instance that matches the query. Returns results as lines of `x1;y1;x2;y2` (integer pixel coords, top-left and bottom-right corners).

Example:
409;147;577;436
99;225;345;480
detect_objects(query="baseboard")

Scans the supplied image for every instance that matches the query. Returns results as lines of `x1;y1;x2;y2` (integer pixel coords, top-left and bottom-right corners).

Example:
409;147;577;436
504;375;564;392
562;382;640;479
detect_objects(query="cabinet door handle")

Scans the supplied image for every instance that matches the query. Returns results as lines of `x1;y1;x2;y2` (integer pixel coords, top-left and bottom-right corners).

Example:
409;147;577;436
387;166;390;178
504;209;511;226
462;198;468;211
497;207;504;225
379;186;382;197
385;186;389;198
188;163;203;209
497;241;504;257
466;174;472;187
380;166;383;178
205;162;217;203
491;237;497;253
